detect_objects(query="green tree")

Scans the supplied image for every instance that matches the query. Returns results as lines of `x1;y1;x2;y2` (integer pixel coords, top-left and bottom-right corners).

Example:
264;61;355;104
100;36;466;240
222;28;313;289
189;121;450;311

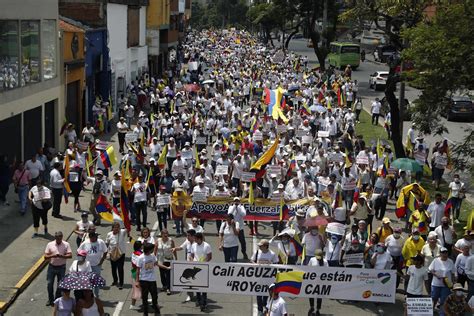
403;2;474;172
341;0;433;158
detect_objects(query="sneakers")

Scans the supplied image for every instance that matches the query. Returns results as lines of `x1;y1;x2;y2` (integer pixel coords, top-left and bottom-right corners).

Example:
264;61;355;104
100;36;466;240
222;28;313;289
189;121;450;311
185;295;191;302
129;304;140;310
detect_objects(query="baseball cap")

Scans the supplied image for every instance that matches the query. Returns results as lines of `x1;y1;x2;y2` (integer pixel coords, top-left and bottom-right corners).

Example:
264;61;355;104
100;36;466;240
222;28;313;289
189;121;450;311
81;211;89;218
382;217;391;224
77;250;88;257
440;247;448;253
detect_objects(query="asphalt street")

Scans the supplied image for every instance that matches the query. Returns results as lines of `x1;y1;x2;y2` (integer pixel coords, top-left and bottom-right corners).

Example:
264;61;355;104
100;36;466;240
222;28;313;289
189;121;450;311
4;37;469;316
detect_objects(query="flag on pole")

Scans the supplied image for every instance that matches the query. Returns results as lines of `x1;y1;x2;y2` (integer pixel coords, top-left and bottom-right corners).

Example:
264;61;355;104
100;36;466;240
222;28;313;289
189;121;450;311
120;166;132;232
250;137;279;180
63;154;71;204
157;145;168;169
95;194;114;222
86;146;94;177
194;146;201;169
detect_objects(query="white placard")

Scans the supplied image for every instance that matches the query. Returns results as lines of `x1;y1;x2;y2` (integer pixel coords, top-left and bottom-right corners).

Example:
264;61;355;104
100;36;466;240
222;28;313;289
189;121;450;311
276;125;287;134
329;153;344;163
406;298;433;316
356;157;369;165
302;136;313;144
253;134;263;141
125;132;138;143
35;190;51;202
181;150;193;160
196;137;207;145
240;172;255;182
434;155;448;167
296;129;308;138
95;141;109;151
188;61;198;71
343;253;365;266
192;191;208;202
171;261;396;303
215;165;229;176
77;141;89;151
266;165;281;175
69;172;79;183
343;179;357;191
296;155;307;162
326;222;346;236
157;194;171;206
318;130;330;138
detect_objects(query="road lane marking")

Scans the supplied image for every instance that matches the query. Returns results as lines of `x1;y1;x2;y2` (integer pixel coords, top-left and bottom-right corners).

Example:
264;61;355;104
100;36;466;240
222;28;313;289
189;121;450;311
252;235;258;316
150;220;159;236
113;301;124;316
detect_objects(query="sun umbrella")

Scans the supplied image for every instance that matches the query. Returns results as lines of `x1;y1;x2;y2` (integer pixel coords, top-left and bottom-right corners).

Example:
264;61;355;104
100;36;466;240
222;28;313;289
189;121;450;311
277;228;296;238
304;216;328;227
184;84;200;92
391;158;423;173
202;79;215;84
58;272;106;290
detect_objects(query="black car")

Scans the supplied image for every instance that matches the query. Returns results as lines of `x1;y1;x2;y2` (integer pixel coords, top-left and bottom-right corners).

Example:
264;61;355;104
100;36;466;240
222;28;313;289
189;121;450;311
381;96;411;121
374;45;398;63
443;96;474;121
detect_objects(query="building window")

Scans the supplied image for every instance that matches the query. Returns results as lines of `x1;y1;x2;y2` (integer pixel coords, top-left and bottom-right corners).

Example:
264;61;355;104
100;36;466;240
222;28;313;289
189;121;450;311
20;20;40;85
0;20;20;91
42;20;56;80
127;8;139;48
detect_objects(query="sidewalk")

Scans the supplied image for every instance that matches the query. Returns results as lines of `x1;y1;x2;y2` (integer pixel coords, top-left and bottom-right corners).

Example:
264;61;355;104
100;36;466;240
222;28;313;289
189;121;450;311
0;129;120;314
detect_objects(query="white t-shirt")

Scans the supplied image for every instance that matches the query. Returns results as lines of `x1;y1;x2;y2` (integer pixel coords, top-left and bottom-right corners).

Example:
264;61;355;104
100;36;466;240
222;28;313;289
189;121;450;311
132;182;148;203
191;242;212;262
180;239;194;261
428;258;455;287
266;296;287;316
137;253;158;281
106;229;128;254
302;232;324;257
455;253;470;277
372;252;393;269
69;260;92;273
435;225;455;246
427;202;445;228
219;221;240;248
252;249;279;264
406;265;429;295
385;235;404;257
25;159;44;179
308;257;329;267
137;236;155;245
77;239;108;266
188;223;204;233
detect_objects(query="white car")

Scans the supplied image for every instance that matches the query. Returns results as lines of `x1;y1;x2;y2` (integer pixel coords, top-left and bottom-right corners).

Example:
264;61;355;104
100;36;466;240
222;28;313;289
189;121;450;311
369;71;389;90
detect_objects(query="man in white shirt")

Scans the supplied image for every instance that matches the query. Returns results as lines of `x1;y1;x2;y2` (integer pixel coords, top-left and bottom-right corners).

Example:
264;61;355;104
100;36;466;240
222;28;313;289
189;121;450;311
49;162;64;218
190;233;212;311
149;137;162;158
116;117;129;153
227;197;248;260
284;177;304;200
448;174;466;223
371;98;381;126
25;154;44;184
427;193;446;231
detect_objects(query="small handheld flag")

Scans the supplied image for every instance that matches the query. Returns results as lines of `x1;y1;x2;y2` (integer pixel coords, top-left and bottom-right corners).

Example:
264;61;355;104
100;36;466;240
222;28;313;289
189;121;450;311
274;271;305;295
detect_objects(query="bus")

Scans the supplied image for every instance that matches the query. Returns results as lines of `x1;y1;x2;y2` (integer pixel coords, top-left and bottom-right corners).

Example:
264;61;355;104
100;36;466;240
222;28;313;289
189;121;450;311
327;42;360;69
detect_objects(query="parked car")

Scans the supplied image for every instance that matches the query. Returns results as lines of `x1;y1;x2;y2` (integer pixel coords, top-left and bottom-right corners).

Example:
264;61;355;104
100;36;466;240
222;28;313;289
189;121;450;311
369;71;389;90
381;97;412;121
374;45;398;63
443;96;474;121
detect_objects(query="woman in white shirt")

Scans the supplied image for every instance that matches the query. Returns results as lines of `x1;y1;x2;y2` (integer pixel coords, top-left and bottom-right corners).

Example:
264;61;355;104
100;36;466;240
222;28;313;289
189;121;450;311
219;214;240;263
308;250;328;315
156;229;176;295
371;242;393;269
137;227;156;247
69;250;92;273
106;222;128;289
429;247;456;310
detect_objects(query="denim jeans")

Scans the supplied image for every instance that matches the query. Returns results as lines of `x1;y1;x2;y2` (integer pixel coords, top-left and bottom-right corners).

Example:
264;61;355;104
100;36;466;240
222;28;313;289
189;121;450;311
46;264;66;303
431;285;451;314
223;246;238;262
91;265;102;297
17;185;29;213
175;219;182;235
110;254;125;285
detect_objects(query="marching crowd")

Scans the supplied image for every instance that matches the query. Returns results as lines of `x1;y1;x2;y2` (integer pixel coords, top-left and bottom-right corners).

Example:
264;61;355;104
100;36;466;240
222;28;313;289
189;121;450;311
1;29;473;316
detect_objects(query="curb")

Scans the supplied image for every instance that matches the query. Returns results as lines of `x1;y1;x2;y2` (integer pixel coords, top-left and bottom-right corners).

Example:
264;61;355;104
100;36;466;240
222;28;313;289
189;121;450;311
0;230;74;314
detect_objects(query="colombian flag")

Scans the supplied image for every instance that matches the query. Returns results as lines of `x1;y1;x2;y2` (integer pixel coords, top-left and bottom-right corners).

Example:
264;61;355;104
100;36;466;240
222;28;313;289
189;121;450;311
444;191;453;217
250;137;279;180
274;271;305;295
289;236;303;257
95;194;114;222
100;146;117;169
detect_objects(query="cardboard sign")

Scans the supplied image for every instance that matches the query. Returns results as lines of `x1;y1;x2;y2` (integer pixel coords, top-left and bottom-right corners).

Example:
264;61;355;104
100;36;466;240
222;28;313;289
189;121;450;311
69;172;79;183
276;125;287;134
181;150;193;160
253;134;263;141
240;171;255;182
215;165;229;176
35;189;51;202
343;253;364;266
125;132;138;143
192;191;208;202
318;130;330;138
95;141;109;151
329;153;344;163
356;156;369;165
296;155;307;162
296;129;308;138
77;141;89;151
434;155;448;167
157;194;171;206
406;298;433;316
196;136;207;145
302;136;313;144
266;165;281;175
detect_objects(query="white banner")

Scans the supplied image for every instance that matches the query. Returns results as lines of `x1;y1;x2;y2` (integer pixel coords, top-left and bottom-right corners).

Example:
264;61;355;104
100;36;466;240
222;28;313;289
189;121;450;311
171;261;396;303
406;298;433;316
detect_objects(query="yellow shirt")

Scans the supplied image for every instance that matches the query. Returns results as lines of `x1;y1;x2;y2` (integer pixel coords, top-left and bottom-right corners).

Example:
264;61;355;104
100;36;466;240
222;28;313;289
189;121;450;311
402;237;424;266
376;226;393;243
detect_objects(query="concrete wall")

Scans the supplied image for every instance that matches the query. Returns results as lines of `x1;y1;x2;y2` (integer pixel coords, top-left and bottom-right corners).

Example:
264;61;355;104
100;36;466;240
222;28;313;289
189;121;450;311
108;3;128;82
